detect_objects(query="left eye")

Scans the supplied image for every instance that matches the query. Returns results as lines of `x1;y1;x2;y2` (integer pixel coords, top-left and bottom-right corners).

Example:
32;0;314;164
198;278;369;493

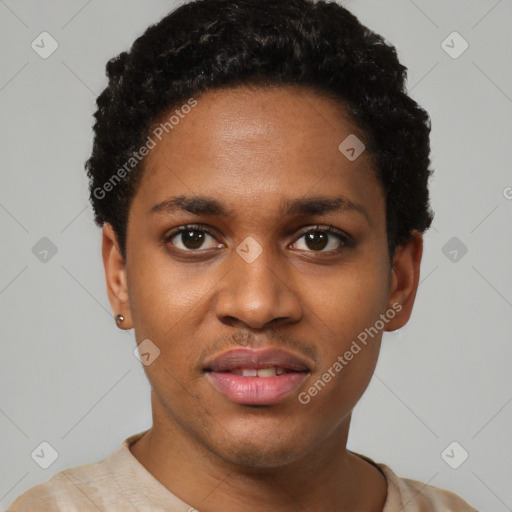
292;227;349;252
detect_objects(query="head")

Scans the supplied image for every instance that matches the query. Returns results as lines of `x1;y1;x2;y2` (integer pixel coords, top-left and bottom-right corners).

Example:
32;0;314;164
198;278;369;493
90;0;433;468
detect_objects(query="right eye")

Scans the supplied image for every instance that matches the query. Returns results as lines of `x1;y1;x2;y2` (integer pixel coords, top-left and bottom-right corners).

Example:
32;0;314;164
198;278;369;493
164;224;221;251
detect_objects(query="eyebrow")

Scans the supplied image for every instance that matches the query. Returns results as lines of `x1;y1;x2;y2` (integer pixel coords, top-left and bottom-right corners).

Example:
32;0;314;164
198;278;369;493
149;194;370;223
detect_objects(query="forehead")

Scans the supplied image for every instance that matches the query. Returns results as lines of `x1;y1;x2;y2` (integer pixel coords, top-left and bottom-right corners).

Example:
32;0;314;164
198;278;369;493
130;85;383;222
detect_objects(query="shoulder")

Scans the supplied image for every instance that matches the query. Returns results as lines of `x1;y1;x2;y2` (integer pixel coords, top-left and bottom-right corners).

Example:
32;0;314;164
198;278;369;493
7;460;111;511
7;434;145;512
377;463;479;511
351;451;478;512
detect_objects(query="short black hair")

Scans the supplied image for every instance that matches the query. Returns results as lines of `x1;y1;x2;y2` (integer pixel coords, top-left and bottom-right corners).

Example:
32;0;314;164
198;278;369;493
86;0;434;263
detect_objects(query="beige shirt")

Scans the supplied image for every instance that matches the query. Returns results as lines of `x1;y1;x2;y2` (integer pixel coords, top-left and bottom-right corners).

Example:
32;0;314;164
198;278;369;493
8;430;478;511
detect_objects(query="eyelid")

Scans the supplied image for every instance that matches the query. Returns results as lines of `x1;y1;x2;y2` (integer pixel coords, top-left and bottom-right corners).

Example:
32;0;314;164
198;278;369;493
164;223;220;246
290;225;354;253
294;224;352;243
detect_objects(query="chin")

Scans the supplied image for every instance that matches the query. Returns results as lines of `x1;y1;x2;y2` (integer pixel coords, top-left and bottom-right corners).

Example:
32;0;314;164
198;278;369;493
209;421;309;470
223;440;304;470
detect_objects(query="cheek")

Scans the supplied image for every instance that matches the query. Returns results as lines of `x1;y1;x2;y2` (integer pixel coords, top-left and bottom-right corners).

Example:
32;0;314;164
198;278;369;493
126;254;222;393
127;265;206;406
307;261;389;337
127;247;212;338
301;260;388;401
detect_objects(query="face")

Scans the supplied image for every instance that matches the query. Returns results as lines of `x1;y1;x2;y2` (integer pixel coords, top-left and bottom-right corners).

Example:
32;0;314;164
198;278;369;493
103;85;421;469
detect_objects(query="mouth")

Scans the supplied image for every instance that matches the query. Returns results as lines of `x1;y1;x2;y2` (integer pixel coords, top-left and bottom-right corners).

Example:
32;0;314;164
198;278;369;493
225;367;303;376
203;348;312;405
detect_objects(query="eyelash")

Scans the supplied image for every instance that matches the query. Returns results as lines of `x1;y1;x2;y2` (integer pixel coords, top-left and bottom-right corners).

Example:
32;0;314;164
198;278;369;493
163;223;353;254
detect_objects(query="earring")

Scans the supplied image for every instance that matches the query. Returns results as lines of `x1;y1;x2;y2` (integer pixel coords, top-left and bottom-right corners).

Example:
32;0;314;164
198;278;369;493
115;314;125;326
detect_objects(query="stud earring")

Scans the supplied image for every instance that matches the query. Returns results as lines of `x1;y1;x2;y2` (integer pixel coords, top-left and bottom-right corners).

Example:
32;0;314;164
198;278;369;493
115;314;125;326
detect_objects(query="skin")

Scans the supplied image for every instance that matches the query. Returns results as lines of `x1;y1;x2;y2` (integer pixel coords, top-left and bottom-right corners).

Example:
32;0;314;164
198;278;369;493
102;85;423;511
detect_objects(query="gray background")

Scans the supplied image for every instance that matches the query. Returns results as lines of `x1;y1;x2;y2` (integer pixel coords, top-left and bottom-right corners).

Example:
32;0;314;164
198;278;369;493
1;0;511;510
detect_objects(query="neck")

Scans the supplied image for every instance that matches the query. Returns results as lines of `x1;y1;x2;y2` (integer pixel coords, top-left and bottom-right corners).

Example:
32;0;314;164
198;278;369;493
129;393;387;511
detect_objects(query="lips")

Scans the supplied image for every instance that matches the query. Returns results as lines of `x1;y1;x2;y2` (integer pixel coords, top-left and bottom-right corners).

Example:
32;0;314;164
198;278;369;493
203;348;312;405
203;348;311;373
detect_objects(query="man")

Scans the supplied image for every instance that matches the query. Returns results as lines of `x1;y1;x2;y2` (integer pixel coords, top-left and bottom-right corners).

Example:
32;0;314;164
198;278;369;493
9;0;477;510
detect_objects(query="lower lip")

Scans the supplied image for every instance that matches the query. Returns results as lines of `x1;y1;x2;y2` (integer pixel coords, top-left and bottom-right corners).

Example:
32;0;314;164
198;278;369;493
206;371;308;405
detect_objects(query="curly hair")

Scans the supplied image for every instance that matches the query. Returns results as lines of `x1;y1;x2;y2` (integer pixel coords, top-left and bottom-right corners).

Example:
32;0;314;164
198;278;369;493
86;0;434;263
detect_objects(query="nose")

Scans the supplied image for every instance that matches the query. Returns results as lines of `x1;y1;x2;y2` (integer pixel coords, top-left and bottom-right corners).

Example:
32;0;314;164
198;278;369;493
213;244;303;330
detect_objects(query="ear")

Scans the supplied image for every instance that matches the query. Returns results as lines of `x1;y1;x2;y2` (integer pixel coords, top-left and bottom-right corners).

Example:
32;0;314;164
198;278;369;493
102;223;133;329
384;230;423;332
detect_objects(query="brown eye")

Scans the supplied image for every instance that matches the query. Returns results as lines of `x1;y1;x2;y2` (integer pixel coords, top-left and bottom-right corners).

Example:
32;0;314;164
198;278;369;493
165;225;219;251
303;231;330;251
292;226;351;253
